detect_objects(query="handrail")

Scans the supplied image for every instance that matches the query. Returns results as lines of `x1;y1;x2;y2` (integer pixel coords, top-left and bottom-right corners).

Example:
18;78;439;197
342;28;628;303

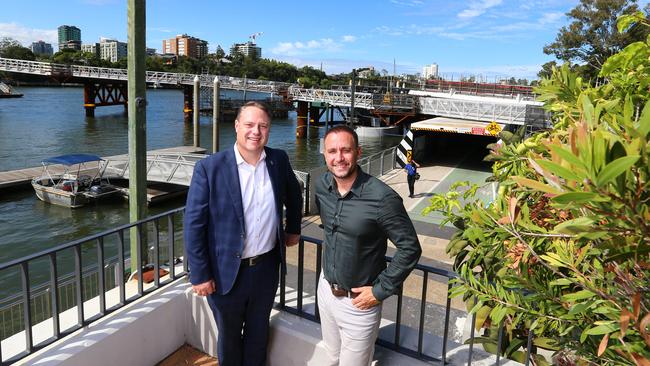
1;205;536;364
279;236;535;365
0;206;188;364
0;207;184;272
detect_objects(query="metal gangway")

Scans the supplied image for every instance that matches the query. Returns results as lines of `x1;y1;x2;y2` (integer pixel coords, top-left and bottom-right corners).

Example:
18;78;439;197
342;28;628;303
0;57;293;93
104;152;205;186
104;152;309;193
0;81;12;94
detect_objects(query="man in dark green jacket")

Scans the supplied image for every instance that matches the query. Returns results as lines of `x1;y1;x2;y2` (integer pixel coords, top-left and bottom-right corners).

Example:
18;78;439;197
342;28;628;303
315;125;421;365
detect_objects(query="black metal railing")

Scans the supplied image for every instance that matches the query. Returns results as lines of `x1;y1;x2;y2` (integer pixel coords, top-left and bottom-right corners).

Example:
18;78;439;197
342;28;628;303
279;236;535;365
2;209;536;365
0;207;187;365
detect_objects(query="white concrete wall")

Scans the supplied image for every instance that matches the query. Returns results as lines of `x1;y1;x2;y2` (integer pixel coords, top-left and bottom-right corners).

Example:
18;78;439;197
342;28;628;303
10;277;522;366
13;280;189;366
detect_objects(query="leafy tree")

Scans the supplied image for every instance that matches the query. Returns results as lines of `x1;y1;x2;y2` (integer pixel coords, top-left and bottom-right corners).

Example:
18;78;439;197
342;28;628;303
215;45;225;59
543;0;649;81
0;37;21;52
427;13;650;365
538;61;558;80
0;37;35;60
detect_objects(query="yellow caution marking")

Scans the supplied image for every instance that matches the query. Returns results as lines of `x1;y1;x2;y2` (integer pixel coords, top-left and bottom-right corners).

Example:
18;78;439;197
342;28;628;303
486;122;501;136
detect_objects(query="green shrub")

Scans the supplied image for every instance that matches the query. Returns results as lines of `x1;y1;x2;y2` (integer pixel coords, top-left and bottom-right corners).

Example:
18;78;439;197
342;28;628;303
426;12;650;365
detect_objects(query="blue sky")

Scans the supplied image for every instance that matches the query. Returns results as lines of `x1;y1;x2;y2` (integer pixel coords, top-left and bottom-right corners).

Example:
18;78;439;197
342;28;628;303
1;0;645;80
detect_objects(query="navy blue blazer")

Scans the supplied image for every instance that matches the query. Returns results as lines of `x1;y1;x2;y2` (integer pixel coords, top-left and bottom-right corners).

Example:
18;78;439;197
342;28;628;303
184;146;302;295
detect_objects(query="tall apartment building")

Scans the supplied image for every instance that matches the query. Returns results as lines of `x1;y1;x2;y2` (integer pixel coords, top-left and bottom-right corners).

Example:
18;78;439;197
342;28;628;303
422;63;439;80
162;34;208;59
229;41;261;59
99;38;127;62
30;41;53;57
58;25;81;51
81;43;98;57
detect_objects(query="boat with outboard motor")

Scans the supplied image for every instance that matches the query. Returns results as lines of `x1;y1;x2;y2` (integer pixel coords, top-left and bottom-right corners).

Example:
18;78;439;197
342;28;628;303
31;153;123;208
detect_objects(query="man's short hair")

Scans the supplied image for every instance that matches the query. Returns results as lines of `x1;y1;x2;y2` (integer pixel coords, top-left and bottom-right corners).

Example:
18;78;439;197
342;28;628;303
323;125;359;148
236;101;271;121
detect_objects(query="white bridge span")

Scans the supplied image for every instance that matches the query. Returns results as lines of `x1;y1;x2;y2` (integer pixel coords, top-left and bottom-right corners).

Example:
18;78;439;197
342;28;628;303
1;57;547;126
0;57;291;93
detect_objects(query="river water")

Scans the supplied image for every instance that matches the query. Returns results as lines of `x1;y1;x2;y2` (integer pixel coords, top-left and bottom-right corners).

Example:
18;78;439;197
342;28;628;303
0;86;401;297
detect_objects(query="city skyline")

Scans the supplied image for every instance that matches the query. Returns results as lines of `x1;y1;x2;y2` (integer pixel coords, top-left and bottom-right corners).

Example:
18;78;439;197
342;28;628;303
2;0;649;80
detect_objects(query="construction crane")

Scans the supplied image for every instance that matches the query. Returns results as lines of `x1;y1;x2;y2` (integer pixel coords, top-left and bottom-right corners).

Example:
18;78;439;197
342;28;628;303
249;32;263;43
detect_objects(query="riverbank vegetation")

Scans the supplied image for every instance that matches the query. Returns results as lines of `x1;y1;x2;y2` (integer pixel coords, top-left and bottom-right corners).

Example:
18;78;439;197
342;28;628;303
427;11;650;365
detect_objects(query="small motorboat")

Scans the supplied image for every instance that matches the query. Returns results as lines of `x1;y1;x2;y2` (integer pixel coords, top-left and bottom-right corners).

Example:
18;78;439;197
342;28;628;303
31;153;123;208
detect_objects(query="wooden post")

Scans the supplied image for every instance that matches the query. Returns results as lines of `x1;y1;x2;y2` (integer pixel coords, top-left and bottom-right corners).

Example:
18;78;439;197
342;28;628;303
193;75;200;148
213;76;220;153
127;0;147;275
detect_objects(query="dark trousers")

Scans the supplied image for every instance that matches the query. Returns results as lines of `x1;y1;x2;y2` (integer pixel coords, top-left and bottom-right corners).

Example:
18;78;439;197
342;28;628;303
407;174;416;196
207;247;280;366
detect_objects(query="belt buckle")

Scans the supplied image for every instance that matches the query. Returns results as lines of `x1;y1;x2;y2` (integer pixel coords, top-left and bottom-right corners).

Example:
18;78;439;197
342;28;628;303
330;283;348;297
246;255;259;266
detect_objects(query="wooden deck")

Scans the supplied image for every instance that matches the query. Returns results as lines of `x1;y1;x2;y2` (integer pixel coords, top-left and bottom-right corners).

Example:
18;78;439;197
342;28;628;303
0;146;206;190
156;344;217;366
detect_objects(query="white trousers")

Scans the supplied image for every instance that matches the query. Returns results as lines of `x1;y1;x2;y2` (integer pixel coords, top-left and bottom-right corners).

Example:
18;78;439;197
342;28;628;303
317;272;382;366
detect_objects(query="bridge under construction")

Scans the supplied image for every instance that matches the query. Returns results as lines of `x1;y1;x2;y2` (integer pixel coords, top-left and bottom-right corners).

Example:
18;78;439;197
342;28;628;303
0;57;548;139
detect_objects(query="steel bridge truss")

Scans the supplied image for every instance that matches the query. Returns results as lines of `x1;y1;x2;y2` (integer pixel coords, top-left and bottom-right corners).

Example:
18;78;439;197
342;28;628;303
0;57;291;93
417;97;529;125
288;87;374;109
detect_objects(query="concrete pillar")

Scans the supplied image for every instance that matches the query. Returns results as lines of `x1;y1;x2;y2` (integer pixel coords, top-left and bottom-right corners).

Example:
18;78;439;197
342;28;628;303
296;101;308;139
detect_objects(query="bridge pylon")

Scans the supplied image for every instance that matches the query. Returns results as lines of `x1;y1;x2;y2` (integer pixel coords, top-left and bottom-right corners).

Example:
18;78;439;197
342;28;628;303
183;86;193;123
83;81;128;117
296;101;308;139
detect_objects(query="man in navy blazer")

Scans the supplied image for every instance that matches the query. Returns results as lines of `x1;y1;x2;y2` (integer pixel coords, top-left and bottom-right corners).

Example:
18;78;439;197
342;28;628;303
184;101;302;366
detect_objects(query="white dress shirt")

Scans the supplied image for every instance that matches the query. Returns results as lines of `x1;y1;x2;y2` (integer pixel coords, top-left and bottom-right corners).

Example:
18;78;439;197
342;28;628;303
233;144;278;259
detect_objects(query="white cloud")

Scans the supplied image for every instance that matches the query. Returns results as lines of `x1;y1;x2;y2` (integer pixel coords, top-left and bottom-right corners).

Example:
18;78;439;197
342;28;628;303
539;12;564;24
0;22;57;46
389;0;425;7
149;27;174;33
270;38;345;56
458;0;503;19
342;35;356;42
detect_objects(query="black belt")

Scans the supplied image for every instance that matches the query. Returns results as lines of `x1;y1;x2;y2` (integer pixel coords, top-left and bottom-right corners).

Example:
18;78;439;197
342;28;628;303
241;249;276;267
329;281;359;299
